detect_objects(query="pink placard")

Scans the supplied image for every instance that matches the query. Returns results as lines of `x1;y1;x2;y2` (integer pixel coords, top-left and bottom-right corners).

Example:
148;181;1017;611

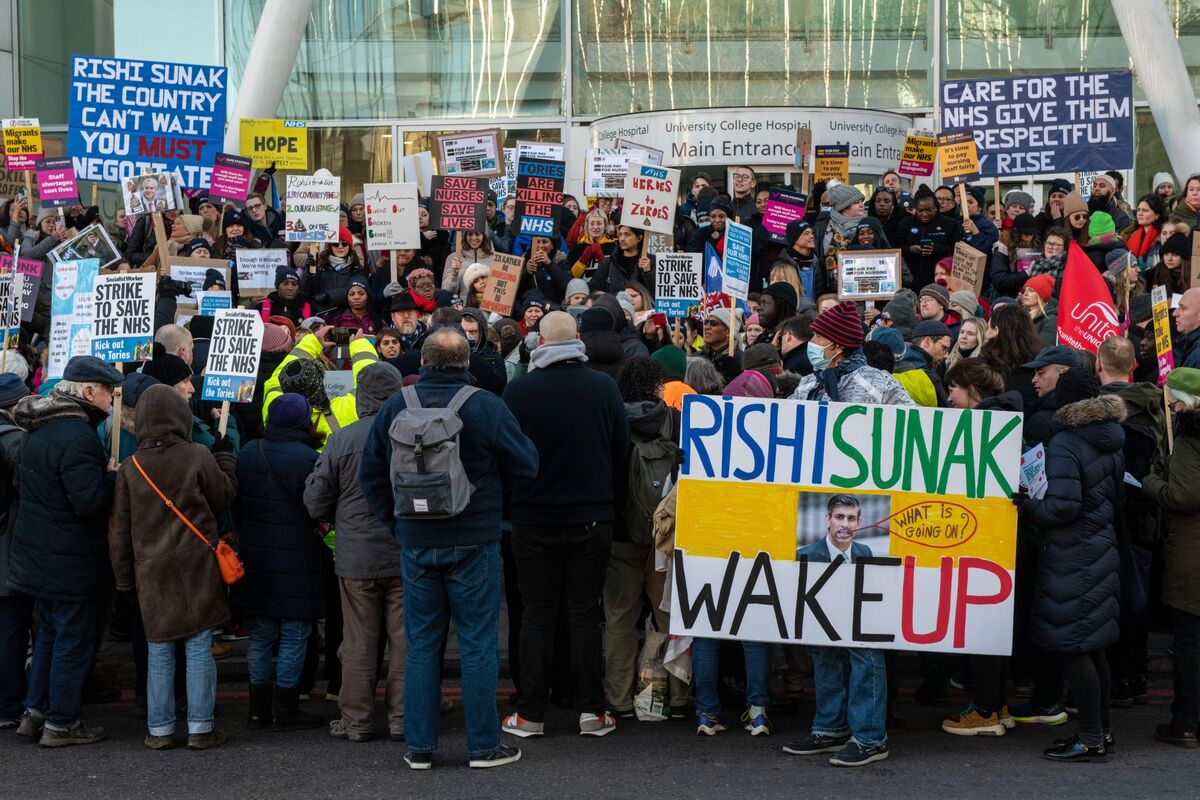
34;157;78;208
209;152;253;205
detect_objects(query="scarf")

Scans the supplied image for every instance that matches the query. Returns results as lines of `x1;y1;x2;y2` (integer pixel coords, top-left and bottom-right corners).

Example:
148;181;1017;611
829;209;861;239
809;350;867;402
1126;225;1159;259
410;291;436;313
328;254;347;270
529;338;589;369
1027;251;1067;282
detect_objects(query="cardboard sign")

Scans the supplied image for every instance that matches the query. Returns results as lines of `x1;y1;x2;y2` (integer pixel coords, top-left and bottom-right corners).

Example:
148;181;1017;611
0;255;42;322
401;151;435;197
35;157;79;208
68;55;226;188
1152;284;1175;387
202;308;264;403
239;118;308;171
616;138;665;167
949;241;988;294
363;182;420;250
168;257;230;293
234;249;287;296
671;394;1022;655
837;250;902;301
654;252;703;318
285;174;340;242
941;71;1134;176
91;272;154;363
478;252;524;316
722;220;753;302
622;162;680;237
429;175;487;231
121;171;180;217
515;158;566;238
436;130;503;178
515;140;565;167
209;152;253;205
585;149;633;198
1192;234;1200;288
2;118;42;170
48;223;121;269
898;129;938;178
938;129;981;185
195;290;232;316
761;187;809;245
813;145;850;184
47;258;101;379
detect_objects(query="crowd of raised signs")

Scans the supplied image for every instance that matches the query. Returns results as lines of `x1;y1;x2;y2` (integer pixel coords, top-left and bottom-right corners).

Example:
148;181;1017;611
0;160;1199;770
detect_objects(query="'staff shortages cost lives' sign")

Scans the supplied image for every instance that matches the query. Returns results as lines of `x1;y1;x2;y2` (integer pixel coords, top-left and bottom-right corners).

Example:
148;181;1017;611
68;55;227;189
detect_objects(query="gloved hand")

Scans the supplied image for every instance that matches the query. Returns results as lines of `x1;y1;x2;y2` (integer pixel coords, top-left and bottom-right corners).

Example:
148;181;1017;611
1011;489;1029;507
211;432;235;455
383;281;403;298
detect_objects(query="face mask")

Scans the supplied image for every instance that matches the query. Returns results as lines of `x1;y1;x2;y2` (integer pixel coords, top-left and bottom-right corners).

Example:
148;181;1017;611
807;341;831;371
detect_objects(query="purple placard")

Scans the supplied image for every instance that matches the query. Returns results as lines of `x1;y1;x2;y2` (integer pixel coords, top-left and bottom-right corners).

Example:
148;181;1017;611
0;255;42;322
762;187;808;245
209;152;253;205
35;157;79;208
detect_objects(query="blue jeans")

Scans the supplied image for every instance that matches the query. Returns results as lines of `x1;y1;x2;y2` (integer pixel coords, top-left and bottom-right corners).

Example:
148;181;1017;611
809;645;888;746
247;617;311;689
147;629;216;736
24;599;98;732
402;542;501;757
0;596;34;722
691;638;771;718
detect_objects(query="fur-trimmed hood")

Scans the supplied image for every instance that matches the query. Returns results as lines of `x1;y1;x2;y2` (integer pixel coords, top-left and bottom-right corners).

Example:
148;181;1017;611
1054;393;1126;428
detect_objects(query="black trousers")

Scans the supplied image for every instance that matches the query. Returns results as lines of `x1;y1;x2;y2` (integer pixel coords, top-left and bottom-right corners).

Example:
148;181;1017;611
1064;650;1111;747
972;655;1009;716
1172;609;1200;733
512;521;611;722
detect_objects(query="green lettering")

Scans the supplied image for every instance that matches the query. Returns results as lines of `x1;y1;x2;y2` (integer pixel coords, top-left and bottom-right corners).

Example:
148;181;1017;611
829;406;868;488
870;407;904;489
976;413;1021;498
937;411;977;497
901;408;941;492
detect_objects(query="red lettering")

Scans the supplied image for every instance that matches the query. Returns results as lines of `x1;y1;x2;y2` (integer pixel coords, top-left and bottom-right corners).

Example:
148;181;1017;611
901;555;952;645
953;557;1013;649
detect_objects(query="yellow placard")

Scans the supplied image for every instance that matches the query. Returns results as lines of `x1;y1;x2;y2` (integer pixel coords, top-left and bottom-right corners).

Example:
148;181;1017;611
2;118;43;171
898;130;937;177
813;145;850;184
937;129;980;184
239;118;308;171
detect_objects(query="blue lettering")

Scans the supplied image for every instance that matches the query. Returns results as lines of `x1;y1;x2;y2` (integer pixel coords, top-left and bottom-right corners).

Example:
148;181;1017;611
681;394;720;478
766;401;805;484
732;402;767;481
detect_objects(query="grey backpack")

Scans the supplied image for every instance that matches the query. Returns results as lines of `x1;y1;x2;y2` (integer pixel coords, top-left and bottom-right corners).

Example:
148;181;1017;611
387;384;480;519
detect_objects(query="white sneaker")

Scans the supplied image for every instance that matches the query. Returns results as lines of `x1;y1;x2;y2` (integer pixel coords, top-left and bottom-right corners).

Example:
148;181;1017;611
579;712;616;737
502;712;544;738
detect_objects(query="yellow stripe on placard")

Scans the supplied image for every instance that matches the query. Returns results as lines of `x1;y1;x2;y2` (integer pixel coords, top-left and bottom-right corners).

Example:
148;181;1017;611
675;479;1016;570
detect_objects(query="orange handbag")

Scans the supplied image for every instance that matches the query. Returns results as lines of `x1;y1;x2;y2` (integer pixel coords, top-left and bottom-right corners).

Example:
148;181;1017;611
130;455;245;585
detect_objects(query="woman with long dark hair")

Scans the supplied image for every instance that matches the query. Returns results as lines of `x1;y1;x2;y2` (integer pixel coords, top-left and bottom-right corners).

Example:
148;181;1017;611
980;303;1044;405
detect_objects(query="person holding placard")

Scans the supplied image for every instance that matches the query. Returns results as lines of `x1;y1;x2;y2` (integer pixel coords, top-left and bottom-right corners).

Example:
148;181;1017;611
214;210;262;261
1;197;30;248
1172;288;1200;370
901;194;960;289
518;236;571;305
566;210;615;280
295;227;367;316
441;230;495;295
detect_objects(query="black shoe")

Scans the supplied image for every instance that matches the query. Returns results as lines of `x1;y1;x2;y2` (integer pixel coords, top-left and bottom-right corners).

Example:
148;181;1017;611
1043;734;1106;762
1155;723;1200;748
1111;676;1148;708
469;744;522;768
246;683;272;730
271;685;324;732
829;739;889;767
404;751;433;770
1055;731;1114;751
1063;691;1078;715
81;685;122;705
782;732;850;755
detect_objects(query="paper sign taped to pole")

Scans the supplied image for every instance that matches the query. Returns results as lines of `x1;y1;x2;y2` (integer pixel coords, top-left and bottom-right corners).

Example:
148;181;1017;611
91;272;155;363
722;221;753;302
654;253;703;318
47;259;101;379
202;308;264;403
622;162;679;237
285;174;340;243
363;183;420;249
898;129;938;178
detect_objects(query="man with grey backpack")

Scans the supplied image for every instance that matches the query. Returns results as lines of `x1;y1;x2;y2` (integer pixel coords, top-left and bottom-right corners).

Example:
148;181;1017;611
360;327;538;771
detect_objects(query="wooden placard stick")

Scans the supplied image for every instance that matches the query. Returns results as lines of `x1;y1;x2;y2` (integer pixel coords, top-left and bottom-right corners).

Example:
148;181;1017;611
218;400;231;437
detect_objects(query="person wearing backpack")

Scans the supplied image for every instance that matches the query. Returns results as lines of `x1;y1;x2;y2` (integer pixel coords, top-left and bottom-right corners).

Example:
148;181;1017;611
360;327;538;770
0;374;29;731
604;357;688;720
500;311;629;740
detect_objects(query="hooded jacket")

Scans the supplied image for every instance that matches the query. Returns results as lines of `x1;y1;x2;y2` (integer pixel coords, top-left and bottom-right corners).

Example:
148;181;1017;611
1142;409;1200;616
7;391;115;602
108;385;237;642
1020;394;1125;654
593;294;650;359
303;364;404;580
894;344;949;407
0;409;25;598
462;307;508;390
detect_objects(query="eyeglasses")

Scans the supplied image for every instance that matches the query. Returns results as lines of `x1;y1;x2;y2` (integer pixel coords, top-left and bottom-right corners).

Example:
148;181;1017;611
732;173;753;181
702;319;724;327
333;241;351;247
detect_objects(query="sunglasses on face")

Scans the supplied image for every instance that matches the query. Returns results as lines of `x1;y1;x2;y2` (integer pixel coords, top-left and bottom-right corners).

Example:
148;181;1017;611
334;241;351;247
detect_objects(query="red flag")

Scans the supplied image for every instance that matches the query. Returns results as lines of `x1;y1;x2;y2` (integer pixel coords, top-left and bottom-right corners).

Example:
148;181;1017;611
1055;241;1120;354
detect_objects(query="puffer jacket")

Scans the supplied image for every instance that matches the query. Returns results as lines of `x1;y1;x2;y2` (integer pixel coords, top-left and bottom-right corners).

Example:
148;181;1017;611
1020;394;1125;654
232;423;324;620
0;410;25;597
108;385;237;642
7;391;115;602
1142;409;1200;616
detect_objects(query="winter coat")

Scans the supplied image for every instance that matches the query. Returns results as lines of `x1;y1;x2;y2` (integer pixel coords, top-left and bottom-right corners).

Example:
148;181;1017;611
581;329;624;380
900;213;960;288
108;385;237;642
303;380;401;581
255;292;312;327
789;359;916;407
1032;299;1059;348
1176;328;1200;371
461;307;508;390
1020;395;1125;654
303;255;368;315
988;243;1030;298
0;411;25;597
592;295;650;359
441;248;494;294
894;344;948;407
1141;409;1200;616
232;427;325;620
587;252;656;297
7;392;115;602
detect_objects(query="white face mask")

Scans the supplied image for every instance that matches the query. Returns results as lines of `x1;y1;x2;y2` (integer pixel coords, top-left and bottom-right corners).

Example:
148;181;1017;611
807;341;832;371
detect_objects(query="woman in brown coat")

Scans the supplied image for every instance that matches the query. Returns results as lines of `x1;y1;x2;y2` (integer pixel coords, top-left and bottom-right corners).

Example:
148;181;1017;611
108;384;237;751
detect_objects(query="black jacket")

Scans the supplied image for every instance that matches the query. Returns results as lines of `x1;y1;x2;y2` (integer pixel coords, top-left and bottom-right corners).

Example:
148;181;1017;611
8;393;114;601
232;427;325;620
1020;395;1125;655
0;411;25;597
588;252;656;297
582;329;624;380
900;213;960;288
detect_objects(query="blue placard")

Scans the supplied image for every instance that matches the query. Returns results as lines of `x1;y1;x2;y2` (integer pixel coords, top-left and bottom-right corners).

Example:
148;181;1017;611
940;71;1133;177
515;157;565;238
68;55;227;189
722;221;753;301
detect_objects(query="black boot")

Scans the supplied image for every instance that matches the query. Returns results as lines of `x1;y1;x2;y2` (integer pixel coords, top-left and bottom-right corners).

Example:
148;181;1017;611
272;685;323;732
247;683;272;730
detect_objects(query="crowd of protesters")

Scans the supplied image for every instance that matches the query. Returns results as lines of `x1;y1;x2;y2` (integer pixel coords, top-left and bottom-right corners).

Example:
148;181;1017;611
0;163;1198;770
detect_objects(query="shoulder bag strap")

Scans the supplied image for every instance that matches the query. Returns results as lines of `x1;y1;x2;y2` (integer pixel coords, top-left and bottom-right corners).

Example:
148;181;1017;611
445;385;479;414
130;455;213;550
401;385;422;410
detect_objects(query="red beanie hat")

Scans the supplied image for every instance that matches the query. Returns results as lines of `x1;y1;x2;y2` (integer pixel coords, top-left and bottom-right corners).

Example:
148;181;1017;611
1025;274;1054;302
337;225;353;244
810;301;864;349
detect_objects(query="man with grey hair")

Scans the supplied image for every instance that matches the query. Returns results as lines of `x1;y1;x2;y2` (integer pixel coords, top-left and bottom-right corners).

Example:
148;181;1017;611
8;356;123;747
360;326;538;770
501;311;629;739
154;323;194;366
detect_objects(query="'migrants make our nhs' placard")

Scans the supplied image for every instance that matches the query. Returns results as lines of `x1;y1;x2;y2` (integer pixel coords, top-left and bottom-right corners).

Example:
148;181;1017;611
672;395;1022;656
